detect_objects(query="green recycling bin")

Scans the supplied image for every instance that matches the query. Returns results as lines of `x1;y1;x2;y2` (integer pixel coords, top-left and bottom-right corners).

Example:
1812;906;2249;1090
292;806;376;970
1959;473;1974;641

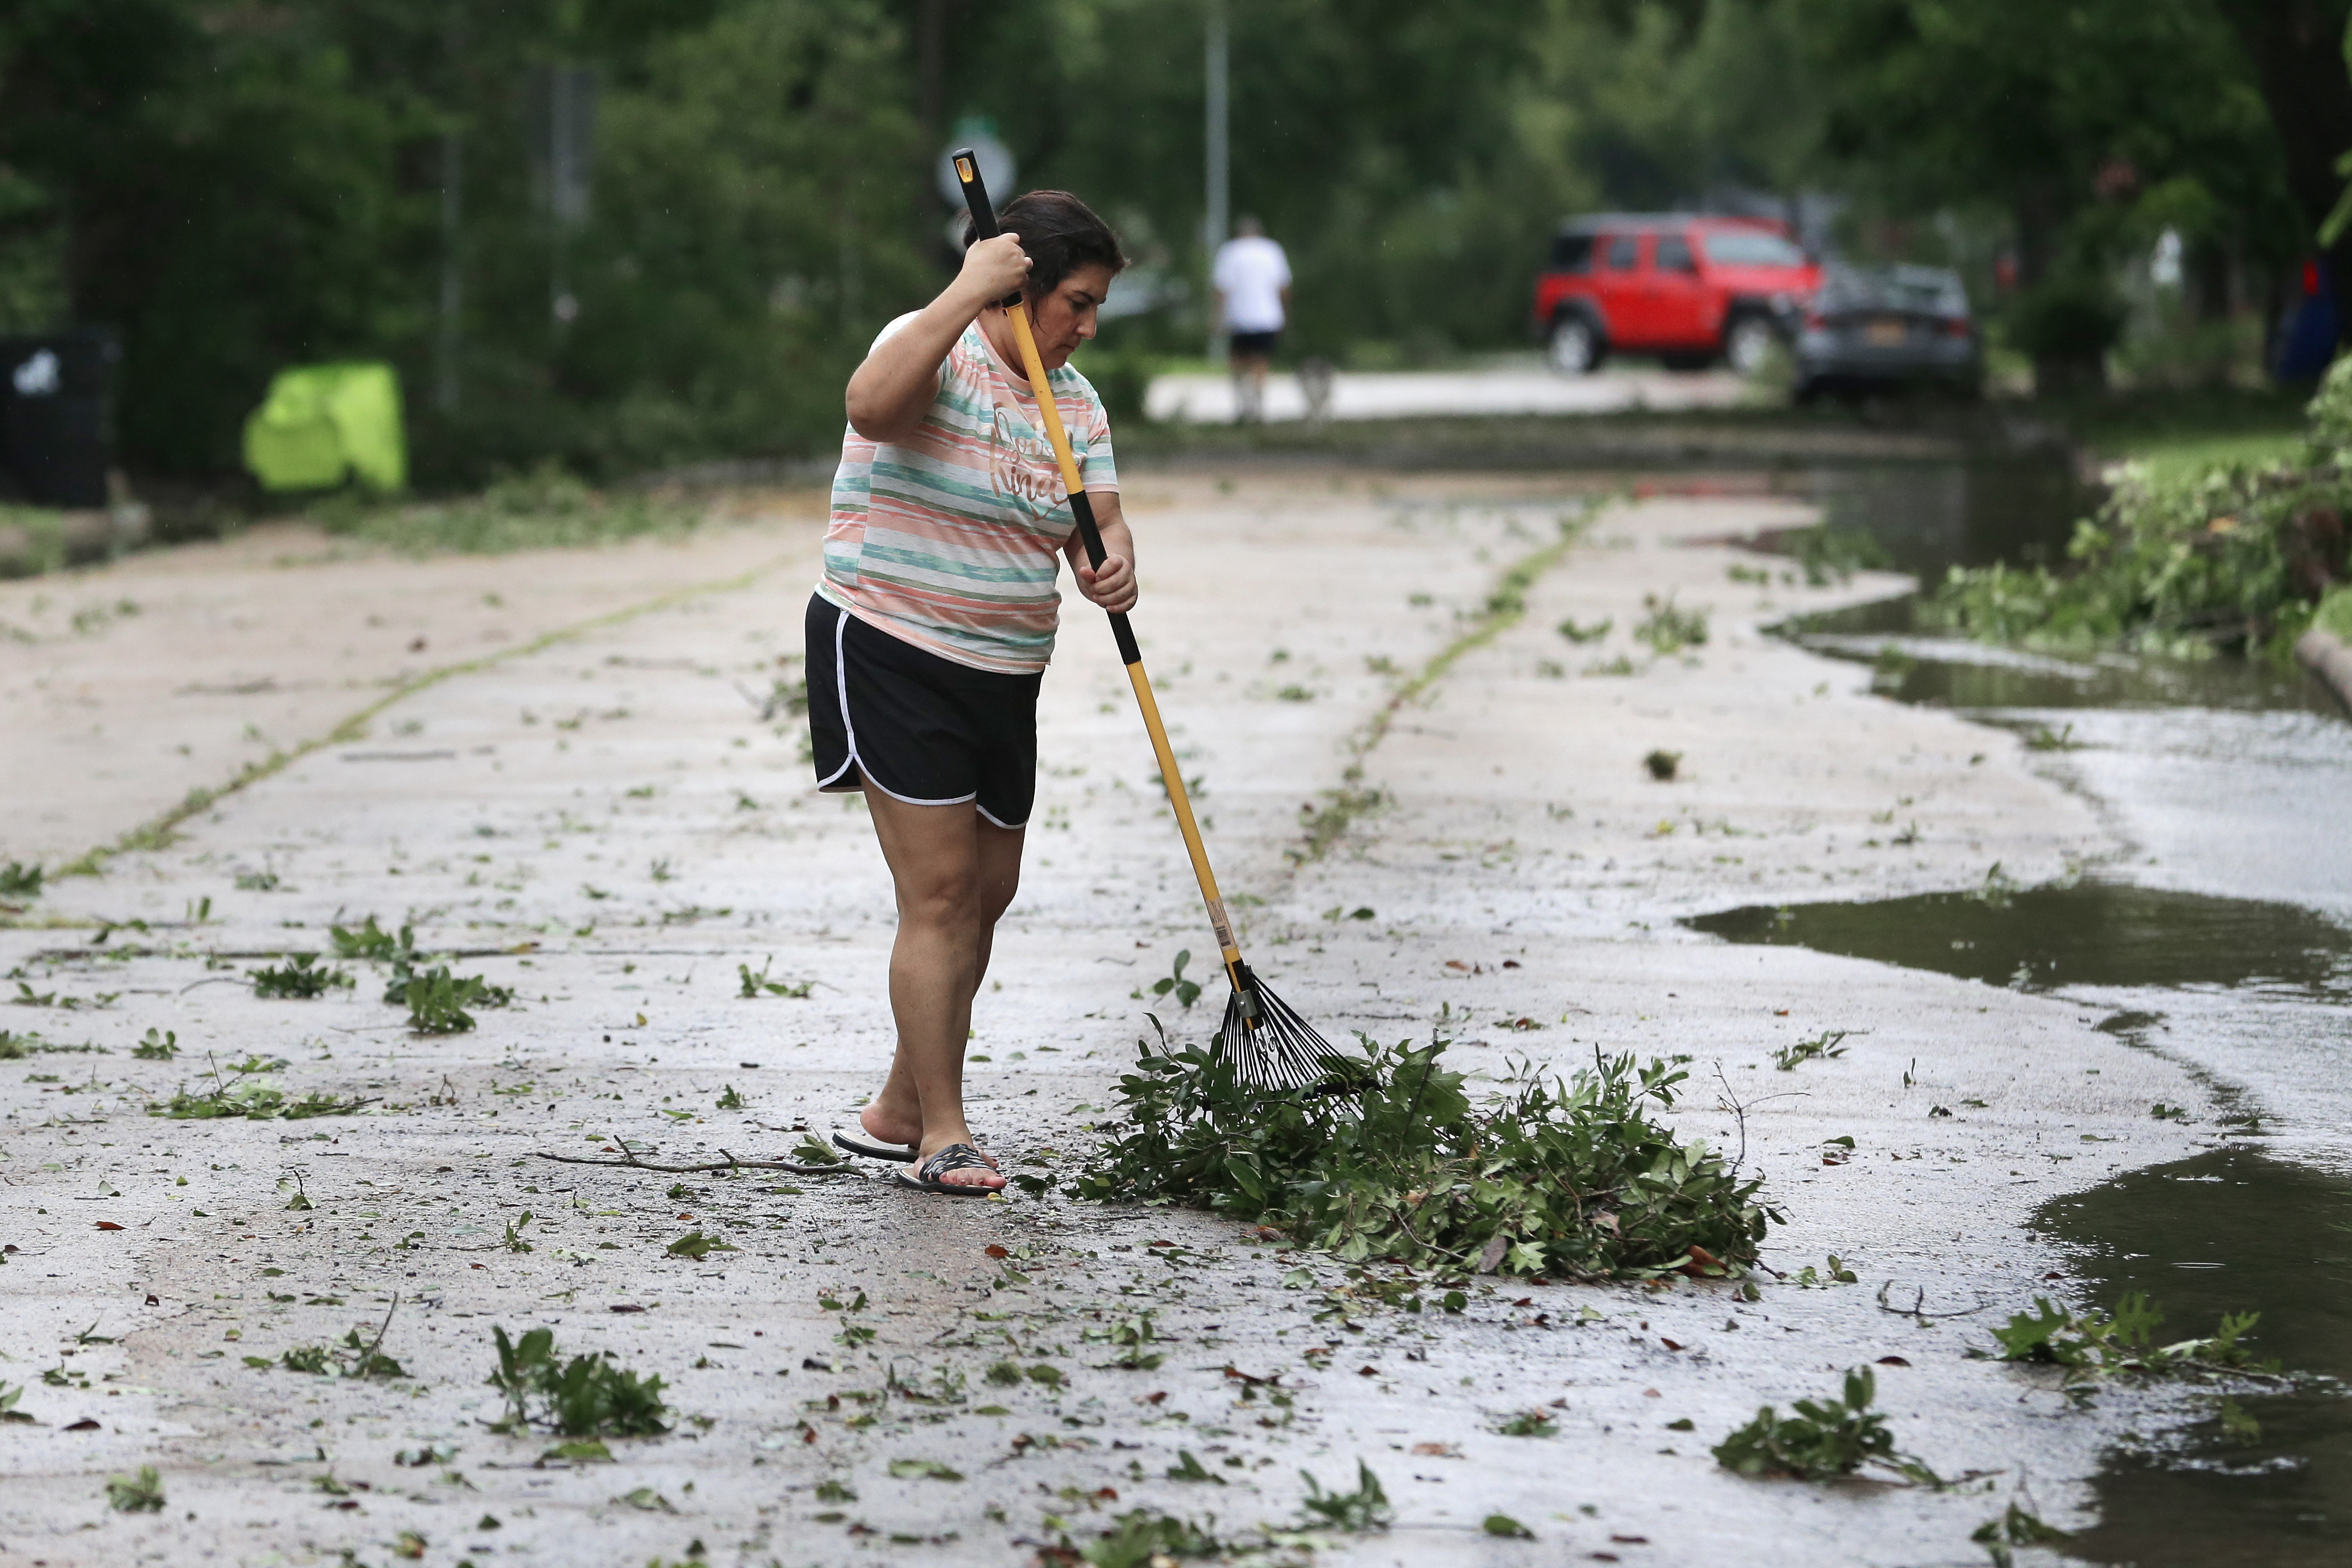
242;362;406;493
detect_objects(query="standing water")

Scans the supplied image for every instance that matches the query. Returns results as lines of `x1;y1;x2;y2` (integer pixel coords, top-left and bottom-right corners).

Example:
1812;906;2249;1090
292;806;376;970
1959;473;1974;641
1688;453;2352;1566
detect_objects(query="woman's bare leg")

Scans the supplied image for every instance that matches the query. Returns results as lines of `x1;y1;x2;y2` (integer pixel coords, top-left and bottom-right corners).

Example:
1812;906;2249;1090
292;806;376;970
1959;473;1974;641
855;784;1023;1189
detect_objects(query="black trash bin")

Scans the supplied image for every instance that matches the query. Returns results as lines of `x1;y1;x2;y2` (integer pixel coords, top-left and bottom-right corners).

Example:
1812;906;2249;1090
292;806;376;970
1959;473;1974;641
0;329;120;509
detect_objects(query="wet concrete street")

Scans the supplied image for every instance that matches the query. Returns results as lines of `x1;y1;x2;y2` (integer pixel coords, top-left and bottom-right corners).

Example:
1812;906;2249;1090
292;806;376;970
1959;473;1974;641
0;467;2328;1567
1776;500;2352;1567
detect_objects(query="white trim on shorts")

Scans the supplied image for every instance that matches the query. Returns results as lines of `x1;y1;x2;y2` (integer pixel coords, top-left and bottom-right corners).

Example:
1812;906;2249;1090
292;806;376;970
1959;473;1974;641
818;607;979;808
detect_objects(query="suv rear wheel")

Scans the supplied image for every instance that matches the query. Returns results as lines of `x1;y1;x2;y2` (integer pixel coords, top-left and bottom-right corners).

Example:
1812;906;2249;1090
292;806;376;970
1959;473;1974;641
1547;314;1605;375
1724;313;1780;376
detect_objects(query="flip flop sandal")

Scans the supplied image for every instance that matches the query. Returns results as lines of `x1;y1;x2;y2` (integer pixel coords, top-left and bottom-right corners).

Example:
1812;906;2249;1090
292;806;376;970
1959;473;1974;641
831;1129;917;1164
893;1143;1003;1197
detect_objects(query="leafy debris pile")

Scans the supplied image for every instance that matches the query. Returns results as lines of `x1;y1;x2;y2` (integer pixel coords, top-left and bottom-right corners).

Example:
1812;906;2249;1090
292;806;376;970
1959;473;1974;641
252;954;353;999
1712;1366;1936;1484
269;1312;405;1380
106;1465;165;1512
1979;1292;2277;1382
152;1082;372;1121
1074;1033;1777;1280
1973;1503;2077;1567
390;964;512;1034
1781;524;1889;587
1927;360;2352;661
1633;593;1709;655
486;1325;670;1438
329;915;409;962
332;914;514;1032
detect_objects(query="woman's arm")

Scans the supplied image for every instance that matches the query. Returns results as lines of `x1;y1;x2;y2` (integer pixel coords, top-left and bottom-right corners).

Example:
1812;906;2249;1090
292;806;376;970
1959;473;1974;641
844;235;1033;442
1068;490;1137;614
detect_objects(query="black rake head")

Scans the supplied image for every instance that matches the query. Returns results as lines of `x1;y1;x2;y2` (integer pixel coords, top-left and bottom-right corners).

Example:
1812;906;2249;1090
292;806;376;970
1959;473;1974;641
1212;967;1348;1091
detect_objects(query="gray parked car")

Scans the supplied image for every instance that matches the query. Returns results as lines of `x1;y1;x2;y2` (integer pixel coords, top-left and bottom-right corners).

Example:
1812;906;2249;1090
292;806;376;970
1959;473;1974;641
1794;264;1980;401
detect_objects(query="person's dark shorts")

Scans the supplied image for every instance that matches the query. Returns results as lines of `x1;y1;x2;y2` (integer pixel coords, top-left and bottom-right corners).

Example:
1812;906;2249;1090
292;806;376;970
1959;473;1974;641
1229;329;1280;358
805;594;1042;827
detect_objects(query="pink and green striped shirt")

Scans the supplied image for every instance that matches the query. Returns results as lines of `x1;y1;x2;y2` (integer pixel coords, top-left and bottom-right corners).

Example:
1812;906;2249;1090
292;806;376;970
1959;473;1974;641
818;315;1118;675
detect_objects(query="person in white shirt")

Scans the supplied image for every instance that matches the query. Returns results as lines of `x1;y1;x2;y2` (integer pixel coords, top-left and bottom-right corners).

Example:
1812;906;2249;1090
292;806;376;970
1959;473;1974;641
1211;216;1291;423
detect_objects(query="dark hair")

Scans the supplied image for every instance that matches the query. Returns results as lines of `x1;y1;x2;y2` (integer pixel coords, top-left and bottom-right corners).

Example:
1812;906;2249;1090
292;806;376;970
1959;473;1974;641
963;189;1127;301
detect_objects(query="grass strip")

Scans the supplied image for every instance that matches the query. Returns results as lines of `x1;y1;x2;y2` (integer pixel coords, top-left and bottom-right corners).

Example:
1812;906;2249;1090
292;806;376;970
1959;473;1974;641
305;464;713;558
0;505;84;580
54;554;798;881
1355;500;1603;760
1285;496;1607;868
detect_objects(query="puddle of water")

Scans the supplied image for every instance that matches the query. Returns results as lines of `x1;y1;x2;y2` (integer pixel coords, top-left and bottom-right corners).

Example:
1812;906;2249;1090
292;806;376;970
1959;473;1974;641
1786;594;2344;717
1881;649;2340;715
1767;455;2340;716
2034;1148;2352;1566
1683;882;2352;1001
1729;448;2352;1561
1800;456;2094;575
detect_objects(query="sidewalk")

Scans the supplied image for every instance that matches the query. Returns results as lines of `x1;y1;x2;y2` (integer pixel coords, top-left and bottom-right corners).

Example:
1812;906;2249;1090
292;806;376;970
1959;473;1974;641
1145;361;1759;424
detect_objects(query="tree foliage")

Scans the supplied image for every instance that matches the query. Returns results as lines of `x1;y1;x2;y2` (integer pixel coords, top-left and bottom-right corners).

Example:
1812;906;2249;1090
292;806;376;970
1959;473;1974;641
1793;0;2301;379
0;0;918;483
0;1;2333;482
472;0;924;478
0;2;430;472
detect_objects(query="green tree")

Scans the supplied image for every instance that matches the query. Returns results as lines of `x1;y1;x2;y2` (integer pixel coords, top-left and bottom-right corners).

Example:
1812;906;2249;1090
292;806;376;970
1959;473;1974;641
937;0;1569;361
2210;1;2352;348
555;0;926;472
0;1;431;473
0;0;925;482
1794;0;2300;388
6;0;2341;488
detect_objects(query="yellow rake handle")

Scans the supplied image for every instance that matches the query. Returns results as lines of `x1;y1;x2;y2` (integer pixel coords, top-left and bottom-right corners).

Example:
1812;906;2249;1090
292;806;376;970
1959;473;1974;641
952;149;1248;995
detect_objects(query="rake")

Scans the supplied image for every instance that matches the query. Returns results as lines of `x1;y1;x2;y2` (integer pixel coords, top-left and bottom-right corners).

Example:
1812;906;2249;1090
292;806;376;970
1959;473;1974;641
953;149;1340;1091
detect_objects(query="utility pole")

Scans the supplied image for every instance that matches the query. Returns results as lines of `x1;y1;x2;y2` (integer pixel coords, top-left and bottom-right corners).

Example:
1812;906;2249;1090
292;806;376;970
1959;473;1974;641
544;65;595;338
915;0;970;269
1204;0;1229;360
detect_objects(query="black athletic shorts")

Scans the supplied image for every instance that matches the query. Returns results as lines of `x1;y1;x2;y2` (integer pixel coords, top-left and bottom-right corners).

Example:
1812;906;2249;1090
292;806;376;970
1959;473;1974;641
1229;329;1280;357
805;594;1042;828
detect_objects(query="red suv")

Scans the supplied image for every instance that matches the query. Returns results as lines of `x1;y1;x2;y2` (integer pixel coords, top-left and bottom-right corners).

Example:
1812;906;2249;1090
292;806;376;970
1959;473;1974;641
1532;215;1820;375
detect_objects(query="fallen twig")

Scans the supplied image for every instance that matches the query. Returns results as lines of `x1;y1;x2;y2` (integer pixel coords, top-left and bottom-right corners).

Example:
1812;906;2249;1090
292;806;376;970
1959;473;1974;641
533;1146;849;1177
1714;1064;1749;1175
362;1292;399;1363
1878;1281;1992;1322
175;976;256;996
1710;1065;1806;1180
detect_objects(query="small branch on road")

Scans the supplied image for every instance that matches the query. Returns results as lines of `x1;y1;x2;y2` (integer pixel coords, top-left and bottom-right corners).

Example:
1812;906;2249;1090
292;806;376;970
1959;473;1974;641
533;1146;851;1177
1877;1281;1992;1323
1710;1064;1805;1179
175;976;252;997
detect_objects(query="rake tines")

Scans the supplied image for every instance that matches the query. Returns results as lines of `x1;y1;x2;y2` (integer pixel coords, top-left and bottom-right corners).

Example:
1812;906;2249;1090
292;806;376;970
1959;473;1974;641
1214;963;1347;1091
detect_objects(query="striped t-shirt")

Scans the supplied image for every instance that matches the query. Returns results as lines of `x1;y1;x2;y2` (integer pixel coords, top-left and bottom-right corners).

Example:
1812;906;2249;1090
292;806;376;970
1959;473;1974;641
818;314;1118;675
